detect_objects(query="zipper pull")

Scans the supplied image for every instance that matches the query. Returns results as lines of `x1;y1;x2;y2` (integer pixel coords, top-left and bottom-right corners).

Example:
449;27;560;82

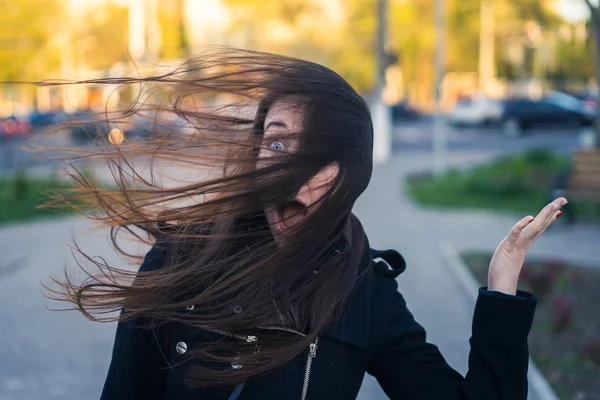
246;336;258;343
309;342;318;358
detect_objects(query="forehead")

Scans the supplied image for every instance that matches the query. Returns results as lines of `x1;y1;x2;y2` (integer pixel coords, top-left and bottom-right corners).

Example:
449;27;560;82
264;96;306;129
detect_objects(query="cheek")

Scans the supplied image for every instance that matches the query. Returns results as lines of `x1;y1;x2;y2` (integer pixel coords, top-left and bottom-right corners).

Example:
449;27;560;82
256;147;277;168
298;168;338;207
256;149;267;167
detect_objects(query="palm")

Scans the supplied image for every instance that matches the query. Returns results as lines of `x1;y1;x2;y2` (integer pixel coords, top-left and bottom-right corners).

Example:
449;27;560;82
488;197;568;295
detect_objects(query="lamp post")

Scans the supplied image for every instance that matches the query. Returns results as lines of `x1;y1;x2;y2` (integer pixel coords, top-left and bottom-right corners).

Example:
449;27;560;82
432;0;448;175
372;0;392;164
479;0;495;94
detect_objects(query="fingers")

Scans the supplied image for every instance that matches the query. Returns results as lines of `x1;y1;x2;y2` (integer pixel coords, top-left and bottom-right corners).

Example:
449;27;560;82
507;215;535;243
552;210;563;222
536;197;568;223
524;197;568;240
532;197;568;233
507;198;568;247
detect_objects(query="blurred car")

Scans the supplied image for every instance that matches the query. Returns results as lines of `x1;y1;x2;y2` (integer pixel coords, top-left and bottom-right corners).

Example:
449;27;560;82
122;110;193;139
390;101;421;122
28;110;68;129
65;111;112;143
500;94;594;137
123;115;172;139
570;90;597;114
0;116;32;139
448;94;502;126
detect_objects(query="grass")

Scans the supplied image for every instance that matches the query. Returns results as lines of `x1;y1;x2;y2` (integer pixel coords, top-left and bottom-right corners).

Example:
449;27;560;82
0;169;75;225
462;251;600;399
406;148;600;217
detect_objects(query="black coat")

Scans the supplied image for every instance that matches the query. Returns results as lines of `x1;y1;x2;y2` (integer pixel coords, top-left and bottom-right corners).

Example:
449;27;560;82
101;240;537;400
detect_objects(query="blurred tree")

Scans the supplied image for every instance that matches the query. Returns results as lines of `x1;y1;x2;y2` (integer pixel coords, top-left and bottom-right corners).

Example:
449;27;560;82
221;0;580;105
76;3;129;71
550;24;594;85
223;0;377;93
389;0;434;104
158;0;189;59
0;0;64;81
224;0;316;25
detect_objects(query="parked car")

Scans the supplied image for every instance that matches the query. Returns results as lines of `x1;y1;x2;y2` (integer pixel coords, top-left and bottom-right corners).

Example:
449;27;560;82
448;94;502;127
570;90;597;114
390;101;421;123
0;116;32;139
122;110;193;139
28;110;68;129
123;115;172;139
500;94;594;137
65;111;112;144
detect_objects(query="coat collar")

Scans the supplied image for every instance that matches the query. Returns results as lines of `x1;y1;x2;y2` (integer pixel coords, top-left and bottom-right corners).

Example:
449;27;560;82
195;212;375;348
321;234;373;348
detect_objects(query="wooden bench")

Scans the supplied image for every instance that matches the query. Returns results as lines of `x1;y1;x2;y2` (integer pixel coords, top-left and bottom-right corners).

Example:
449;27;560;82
565;150;600;203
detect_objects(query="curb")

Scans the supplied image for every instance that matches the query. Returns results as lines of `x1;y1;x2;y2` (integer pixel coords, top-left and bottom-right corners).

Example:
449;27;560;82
439;243;559;400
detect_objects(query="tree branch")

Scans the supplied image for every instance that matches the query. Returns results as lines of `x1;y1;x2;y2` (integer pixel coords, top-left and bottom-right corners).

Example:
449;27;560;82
584;0;600;24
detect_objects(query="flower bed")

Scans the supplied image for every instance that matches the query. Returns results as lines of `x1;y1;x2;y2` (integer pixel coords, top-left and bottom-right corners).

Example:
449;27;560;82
462;252;600;399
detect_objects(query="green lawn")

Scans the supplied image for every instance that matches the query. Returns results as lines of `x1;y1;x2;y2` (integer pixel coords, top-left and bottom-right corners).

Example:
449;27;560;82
406;148;599;217
0;171;74;225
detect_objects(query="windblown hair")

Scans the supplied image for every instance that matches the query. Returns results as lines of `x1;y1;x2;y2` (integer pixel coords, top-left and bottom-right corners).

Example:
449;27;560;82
42;48;374;387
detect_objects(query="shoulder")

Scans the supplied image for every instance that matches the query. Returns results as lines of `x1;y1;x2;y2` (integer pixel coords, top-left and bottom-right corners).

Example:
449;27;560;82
139;242;169;273
362;248;414;338
370;248;406;278
138;221;205;273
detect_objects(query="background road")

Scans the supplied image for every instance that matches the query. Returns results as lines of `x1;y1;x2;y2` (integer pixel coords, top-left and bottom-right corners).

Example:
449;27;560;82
0;120;584;172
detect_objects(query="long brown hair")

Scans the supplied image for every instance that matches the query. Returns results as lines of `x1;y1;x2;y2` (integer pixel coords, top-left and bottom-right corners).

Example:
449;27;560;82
42;48;374;387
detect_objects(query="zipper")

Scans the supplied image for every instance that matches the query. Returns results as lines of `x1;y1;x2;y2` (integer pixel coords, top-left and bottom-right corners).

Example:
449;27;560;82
301;337;319;400
204;327;258;343
257;325;306;337
205;325;318;400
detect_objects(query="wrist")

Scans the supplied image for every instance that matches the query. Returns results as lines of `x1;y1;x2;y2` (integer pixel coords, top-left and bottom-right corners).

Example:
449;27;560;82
487;281;517;295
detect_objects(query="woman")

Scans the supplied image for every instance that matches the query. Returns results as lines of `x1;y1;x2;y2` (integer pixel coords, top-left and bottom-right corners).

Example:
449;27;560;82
47;49;566;399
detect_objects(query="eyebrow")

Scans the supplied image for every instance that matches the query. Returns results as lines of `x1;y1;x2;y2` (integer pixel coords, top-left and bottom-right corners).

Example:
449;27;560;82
265;120;288;130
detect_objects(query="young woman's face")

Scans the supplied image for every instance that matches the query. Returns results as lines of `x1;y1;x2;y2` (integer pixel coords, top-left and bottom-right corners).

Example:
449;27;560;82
258;97;339;242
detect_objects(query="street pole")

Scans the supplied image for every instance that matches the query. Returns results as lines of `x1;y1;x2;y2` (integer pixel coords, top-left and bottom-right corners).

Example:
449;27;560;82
372;0;392;164
128;0;146;60
432;0;448;176
479;0;495;94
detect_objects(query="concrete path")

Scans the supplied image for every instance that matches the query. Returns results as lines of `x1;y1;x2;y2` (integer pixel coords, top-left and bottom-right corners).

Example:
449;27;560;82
0;217;147;400
0;150;597;399
354;152;600;399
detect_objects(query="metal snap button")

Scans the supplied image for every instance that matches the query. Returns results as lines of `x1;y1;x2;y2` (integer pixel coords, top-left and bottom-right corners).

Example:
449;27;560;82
231;357;243;370
186;304;195;311
175;341;188;355
233;305;243;314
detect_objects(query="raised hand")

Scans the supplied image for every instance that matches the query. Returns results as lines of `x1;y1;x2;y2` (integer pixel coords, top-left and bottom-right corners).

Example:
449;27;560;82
487;197;568;295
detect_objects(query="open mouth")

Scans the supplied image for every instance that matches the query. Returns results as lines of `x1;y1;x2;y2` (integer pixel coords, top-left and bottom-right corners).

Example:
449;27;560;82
277;200;308;230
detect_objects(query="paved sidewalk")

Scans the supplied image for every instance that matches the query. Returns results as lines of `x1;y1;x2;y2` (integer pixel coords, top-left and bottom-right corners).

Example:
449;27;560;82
355;152;600;399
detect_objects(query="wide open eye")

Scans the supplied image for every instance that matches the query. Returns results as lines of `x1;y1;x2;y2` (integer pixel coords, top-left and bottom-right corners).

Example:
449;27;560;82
270;141;286;151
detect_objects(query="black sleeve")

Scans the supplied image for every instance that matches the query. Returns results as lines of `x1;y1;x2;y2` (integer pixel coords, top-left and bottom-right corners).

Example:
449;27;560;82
367;278;537;400
100;244;169;400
